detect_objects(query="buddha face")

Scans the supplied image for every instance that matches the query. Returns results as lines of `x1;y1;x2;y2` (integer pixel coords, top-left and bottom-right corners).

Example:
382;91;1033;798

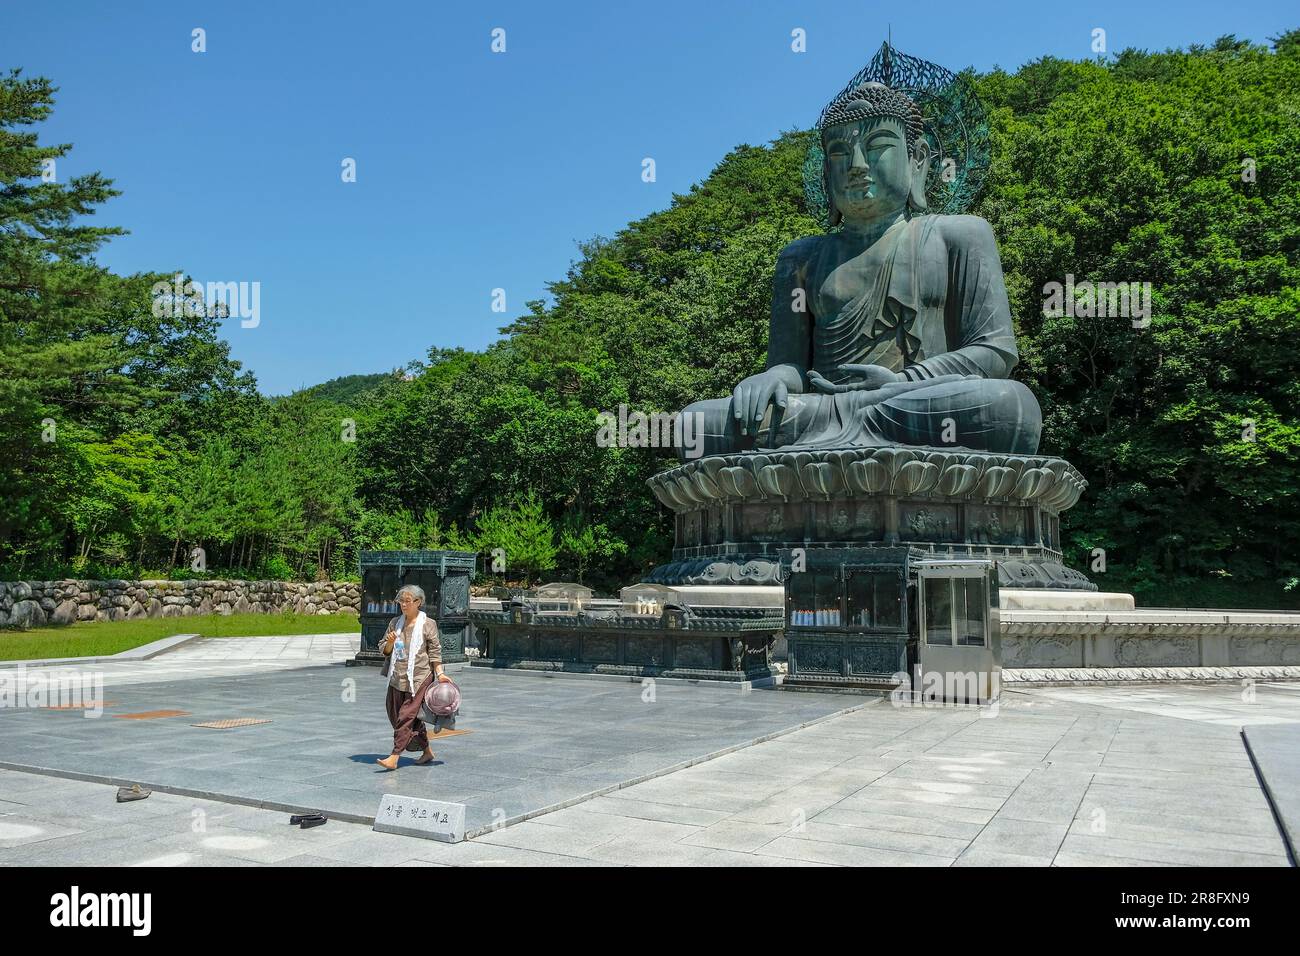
823;115;919;226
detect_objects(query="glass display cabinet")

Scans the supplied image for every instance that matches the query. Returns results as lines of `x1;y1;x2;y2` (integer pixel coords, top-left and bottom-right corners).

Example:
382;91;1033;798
529;583;595;614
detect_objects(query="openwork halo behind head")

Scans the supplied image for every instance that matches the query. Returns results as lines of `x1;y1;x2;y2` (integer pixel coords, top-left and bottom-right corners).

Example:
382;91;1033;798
803;42;991;228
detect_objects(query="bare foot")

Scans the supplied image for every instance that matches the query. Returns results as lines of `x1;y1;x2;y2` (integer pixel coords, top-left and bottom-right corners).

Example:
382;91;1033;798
376;754;399;770
415;750;436;765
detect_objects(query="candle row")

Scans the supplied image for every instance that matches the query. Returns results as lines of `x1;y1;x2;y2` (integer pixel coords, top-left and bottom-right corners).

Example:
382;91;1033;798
792;608;841;626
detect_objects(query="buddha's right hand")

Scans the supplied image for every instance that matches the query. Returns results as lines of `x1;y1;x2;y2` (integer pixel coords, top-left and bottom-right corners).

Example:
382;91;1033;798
808;364;899;393
731;370;790;437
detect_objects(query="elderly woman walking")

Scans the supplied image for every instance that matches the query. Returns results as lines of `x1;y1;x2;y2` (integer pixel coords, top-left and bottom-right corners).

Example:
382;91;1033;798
377;584;451;770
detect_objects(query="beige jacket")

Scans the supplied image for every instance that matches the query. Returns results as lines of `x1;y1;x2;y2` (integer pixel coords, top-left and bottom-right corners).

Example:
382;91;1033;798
382;614;443;692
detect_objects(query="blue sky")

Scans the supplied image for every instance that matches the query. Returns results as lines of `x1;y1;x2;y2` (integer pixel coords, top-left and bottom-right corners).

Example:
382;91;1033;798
3;1;1295;395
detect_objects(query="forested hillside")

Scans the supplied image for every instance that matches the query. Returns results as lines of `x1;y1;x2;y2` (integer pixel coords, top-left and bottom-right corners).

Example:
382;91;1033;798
284;373;391;406
2;33;1297;605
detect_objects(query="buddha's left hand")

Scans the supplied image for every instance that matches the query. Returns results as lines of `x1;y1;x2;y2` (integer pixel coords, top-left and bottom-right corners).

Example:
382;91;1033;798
807;364;899;393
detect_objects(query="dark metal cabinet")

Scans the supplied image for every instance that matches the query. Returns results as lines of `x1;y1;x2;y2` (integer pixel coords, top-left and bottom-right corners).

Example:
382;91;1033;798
783;548;914;687
350;550;476;666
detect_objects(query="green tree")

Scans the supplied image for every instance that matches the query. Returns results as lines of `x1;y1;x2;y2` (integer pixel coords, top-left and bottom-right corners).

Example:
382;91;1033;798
471;493;558;585
976;36;1300;602
0;71;259;576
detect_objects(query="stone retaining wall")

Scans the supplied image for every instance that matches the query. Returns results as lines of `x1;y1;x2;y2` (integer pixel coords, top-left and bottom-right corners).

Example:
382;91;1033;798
0;580;361;628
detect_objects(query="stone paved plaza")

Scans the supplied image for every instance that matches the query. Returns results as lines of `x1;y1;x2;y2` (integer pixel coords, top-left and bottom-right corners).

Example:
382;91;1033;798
0;636;1297;866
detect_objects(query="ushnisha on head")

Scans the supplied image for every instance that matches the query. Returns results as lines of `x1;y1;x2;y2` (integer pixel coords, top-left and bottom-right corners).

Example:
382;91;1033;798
396;584;425;619
819;81;931;227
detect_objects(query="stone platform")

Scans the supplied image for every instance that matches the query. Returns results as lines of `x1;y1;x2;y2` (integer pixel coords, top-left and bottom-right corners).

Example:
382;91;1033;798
1242;724;1300;860
0;657;865;839
3;674;1297;867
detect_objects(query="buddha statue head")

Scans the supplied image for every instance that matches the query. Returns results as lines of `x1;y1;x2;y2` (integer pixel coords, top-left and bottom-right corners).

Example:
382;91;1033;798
819;82;931;228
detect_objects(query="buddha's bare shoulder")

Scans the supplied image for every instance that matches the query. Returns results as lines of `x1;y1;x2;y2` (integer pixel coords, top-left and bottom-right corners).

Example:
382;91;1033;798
927;213;999;249
775;234;828;266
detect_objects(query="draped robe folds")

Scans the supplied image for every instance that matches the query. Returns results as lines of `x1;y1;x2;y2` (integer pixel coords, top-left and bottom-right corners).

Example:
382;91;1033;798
680;214;1043;457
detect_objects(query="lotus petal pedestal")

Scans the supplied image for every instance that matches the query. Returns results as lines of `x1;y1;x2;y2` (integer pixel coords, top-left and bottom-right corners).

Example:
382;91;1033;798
645;446;1093;590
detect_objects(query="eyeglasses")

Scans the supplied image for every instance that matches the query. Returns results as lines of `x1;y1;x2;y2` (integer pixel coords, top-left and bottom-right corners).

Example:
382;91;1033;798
397;596;420;605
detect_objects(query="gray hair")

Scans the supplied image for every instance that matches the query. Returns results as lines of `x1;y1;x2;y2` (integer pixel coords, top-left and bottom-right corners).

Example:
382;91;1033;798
396;584;426;605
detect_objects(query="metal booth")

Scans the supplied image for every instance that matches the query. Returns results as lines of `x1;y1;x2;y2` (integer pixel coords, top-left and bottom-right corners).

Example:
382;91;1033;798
913;559;1001;703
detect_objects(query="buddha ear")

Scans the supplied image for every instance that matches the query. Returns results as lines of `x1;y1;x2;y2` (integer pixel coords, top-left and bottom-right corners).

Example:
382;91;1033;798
822;160;842;228
908;140;931;213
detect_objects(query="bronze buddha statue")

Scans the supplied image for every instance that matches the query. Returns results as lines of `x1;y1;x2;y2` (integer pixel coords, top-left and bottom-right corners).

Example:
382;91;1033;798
678;81;1042;459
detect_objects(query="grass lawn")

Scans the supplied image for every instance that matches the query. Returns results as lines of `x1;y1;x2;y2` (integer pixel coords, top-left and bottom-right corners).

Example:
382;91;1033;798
0;612;358;662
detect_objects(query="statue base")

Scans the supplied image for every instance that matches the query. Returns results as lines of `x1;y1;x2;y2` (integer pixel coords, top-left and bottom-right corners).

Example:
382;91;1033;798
646;445;1094;591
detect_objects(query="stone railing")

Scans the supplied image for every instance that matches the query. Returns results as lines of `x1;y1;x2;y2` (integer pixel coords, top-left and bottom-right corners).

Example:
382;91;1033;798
0;579;362;628
1000;608;1300;669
